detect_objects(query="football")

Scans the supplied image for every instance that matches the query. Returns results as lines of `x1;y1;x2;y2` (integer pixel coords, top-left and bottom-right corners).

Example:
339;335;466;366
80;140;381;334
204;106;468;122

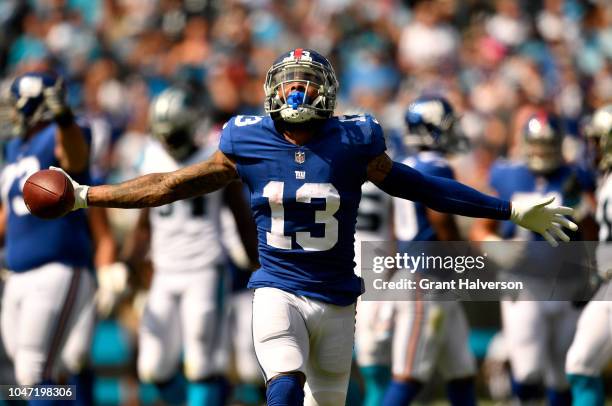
23;169;75;219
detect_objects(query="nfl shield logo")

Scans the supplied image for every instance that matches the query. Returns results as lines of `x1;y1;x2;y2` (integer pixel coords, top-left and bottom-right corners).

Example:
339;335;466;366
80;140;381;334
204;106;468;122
295;151;305;164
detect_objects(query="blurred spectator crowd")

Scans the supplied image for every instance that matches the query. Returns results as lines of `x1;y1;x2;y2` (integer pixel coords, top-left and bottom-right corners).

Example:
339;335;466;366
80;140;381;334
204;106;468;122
0;0;610;173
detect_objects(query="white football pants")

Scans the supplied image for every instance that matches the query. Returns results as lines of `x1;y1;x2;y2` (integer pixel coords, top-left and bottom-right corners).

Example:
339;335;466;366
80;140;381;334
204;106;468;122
138;267;227;382
252;287;355;406
1;263;95;385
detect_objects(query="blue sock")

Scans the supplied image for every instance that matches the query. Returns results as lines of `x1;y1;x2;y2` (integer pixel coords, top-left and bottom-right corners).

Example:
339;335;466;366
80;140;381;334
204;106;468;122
68;368;94;406
567;374;604;406
155;374;187;405
446;377;476;406
512;381;543;401
381;380;423;406
188;379;222;406
266;374;305;406
547;388;572;406
360;365;391;406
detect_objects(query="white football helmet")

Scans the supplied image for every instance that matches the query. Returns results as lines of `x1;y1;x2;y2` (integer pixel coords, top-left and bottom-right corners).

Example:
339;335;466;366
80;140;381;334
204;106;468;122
264;48;338;123
586;104;612;170
149;87;199;161
523;112;564;174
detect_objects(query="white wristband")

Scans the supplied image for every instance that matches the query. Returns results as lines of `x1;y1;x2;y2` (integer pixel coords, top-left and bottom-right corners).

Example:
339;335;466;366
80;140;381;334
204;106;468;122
74;184;89;210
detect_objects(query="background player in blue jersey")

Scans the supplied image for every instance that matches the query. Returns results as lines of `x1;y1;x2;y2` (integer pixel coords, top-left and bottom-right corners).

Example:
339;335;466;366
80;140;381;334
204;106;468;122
472;112;596;405
382;96;477;406
44;49;578;406
0;72;96;394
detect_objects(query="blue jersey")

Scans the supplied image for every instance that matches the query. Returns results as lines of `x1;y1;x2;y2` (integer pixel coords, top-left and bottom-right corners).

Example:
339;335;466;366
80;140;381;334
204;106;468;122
1;123;93;271
219;114;386;305
489;160;595;240
394;151;455;244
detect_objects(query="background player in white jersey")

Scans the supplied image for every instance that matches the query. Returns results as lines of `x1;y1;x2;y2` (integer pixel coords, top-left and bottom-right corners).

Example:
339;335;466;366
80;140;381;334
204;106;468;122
41;49;578;406
220;207;266;405
566;104;612;405
354;180;393;406
472;111;596;405
0;72;96;395
124;86;258;406
204;108;265;405
382;96;477;406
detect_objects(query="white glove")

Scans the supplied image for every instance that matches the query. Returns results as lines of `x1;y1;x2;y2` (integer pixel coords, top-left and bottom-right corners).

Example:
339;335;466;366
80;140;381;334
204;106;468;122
510;196;578;247
96;262;129;318
49;166;89;210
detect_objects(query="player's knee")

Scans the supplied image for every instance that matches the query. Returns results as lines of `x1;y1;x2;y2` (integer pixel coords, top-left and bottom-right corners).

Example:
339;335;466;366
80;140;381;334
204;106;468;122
513;368;543;385
15;352;45;386
235;357;262;383
266;372;305;406
61;350;88;375
138;356;177;383
183;347;217;381
182;355;209;381
565;347;591;376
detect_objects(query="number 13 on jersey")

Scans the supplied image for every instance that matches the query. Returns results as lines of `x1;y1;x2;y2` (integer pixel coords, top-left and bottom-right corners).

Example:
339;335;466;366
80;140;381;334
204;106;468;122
263;181;340;251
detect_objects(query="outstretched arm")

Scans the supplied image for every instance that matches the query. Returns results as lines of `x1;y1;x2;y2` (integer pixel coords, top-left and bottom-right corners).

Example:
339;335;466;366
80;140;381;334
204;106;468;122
367;153;578;246
66;150;239;209
367;153;510;219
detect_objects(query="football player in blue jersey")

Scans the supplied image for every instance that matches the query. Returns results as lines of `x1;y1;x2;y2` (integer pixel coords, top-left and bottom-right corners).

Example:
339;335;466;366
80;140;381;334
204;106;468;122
566;104;612;406
472;112;596;406
0;72;96;396
44;49;578;406
381;96;477;406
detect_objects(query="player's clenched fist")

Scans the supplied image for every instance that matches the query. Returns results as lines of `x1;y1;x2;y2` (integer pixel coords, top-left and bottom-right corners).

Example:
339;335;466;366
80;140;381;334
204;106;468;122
23;167;88;218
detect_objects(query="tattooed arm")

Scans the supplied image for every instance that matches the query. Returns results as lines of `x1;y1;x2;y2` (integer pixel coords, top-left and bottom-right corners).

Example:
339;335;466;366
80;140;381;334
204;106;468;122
88;150;239;208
